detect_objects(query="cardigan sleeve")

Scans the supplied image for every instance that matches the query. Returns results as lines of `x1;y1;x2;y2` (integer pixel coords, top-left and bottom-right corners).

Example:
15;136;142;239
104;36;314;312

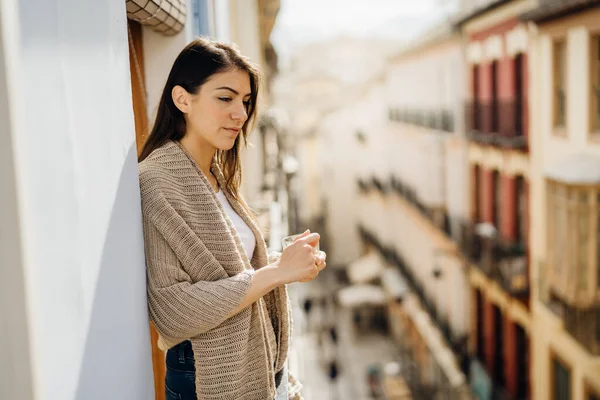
143;218;254;345
140;171;255;345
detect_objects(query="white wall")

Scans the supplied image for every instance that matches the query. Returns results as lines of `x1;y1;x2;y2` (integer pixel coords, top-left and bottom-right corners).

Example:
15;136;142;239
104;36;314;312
0;0;34;397
143;0;197;122
385;39;468;216
319;81;389;267
2;0;154;398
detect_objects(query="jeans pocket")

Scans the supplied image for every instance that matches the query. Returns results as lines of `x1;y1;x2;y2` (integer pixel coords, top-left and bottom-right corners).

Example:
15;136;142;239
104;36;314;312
165;384;182;400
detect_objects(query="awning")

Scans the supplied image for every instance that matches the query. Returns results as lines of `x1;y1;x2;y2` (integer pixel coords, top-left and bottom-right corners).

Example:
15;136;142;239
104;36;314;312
544;153;600;185
347;252;385;284
126;0;187;36
402;294;466;388
381;268;409;301
337;284;387;308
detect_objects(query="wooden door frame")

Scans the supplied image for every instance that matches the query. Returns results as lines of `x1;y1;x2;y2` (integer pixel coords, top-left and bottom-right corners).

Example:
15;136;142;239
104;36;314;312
127;19;165;400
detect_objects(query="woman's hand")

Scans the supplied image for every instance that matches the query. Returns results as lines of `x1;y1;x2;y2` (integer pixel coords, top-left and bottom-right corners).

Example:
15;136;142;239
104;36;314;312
275;231;326;284
298;250;326;283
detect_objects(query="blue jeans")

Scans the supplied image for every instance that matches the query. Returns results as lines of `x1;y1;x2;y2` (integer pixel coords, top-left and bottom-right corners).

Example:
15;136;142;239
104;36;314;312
166;341;288;400
165;341;196;400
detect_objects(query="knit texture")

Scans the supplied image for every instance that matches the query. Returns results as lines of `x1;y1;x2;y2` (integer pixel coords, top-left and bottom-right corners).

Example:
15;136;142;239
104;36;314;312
139;141;292;400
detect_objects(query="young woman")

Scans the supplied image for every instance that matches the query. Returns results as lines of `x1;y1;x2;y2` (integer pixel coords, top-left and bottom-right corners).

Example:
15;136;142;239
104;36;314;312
138;38;326;400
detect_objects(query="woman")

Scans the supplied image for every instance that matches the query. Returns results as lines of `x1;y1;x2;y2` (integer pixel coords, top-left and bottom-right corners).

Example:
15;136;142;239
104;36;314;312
138;38;326;400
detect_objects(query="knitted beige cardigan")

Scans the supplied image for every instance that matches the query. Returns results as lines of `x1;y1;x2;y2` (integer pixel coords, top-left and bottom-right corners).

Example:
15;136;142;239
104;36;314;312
139;141;301;400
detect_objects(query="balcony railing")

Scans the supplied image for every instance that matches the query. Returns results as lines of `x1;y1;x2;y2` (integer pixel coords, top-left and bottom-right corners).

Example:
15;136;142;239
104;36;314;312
456;220;529;298
358;225;470;354
388;108;455;132
360;176;529;299
539;267;600;355
465;100;528;151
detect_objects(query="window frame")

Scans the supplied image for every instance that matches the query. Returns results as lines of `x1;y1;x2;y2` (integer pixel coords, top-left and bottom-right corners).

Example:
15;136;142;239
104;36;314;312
590;34;600;136
553;39;568;132
546;180;600;307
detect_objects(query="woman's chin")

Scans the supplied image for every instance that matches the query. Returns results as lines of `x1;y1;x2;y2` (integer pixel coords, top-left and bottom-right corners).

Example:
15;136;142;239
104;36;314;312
217;140;237;151
217;136;239;151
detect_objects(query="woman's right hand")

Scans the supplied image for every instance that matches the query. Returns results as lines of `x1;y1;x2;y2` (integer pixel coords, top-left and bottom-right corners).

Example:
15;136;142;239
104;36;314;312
276;231;324;284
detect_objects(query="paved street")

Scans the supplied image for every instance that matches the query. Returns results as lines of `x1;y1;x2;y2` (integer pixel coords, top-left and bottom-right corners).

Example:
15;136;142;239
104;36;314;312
287;271;402;400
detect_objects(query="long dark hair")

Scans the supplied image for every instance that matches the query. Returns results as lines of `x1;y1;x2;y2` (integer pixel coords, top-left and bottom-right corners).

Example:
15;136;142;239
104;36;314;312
138;37;261;203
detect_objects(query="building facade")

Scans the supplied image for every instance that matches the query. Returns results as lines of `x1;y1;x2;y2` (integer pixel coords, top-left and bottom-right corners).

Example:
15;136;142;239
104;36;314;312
354;21;473;398
456;0;536;398
523;1;600;399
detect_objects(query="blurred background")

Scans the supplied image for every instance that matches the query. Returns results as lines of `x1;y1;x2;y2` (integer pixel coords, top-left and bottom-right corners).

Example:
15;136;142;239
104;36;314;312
1;0;600;399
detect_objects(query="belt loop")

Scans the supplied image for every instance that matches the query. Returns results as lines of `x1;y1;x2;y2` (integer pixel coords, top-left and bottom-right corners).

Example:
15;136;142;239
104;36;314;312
178;342;186;364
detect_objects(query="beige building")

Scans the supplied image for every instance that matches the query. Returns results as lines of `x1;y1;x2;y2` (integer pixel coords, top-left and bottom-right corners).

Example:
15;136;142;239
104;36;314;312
273;37;398;246
523;1;600;399
355;20;473;398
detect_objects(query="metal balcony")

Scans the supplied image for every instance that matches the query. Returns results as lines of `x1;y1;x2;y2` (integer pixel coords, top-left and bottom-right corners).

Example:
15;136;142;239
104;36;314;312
539;269;600;355
465;100;528;151
388;108;455;132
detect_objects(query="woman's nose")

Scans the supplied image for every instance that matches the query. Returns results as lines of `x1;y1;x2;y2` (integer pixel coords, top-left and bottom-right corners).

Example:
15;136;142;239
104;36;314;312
231;103;248;122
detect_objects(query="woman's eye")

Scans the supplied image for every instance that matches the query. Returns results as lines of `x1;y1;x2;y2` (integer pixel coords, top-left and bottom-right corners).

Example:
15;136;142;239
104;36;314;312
243;101;251;108
218;97;232;102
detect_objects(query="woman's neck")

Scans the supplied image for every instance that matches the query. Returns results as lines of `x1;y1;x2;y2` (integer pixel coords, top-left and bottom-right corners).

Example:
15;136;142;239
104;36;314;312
179;134;216;179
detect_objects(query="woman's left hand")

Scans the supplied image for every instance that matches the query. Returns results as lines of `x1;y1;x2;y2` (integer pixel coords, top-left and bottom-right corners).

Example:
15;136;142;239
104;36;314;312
299;251;326;283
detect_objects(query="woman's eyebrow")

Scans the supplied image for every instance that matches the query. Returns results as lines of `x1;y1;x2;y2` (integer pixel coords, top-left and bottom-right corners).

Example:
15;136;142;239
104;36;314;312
216;86;251;97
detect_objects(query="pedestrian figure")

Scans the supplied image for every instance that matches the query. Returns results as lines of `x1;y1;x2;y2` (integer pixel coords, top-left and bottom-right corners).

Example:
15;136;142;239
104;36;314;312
303;297;313;315
328;360;339;381
329;326;338;344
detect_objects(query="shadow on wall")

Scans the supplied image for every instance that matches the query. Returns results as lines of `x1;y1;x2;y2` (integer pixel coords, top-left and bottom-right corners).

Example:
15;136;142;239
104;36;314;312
74;144;154;400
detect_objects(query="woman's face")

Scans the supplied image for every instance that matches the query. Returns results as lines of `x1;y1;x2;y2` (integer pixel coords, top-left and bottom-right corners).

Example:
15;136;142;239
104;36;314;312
177;69;252;151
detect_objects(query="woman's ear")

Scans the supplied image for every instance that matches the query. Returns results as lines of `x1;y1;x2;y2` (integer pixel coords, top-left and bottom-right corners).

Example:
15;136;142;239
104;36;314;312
172;85;191;113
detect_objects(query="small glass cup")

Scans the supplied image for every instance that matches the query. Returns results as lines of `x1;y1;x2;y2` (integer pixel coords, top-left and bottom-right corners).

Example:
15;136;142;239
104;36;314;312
281;233;320;253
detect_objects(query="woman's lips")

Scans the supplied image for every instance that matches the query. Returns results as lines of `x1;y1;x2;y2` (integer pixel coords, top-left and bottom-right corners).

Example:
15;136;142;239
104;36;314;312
224;128;241;135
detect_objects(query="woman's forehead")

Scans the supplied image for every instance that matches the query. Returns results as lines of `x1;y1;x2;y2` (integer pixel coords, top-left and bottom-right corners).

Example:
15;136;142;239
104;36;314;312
205;70;251;95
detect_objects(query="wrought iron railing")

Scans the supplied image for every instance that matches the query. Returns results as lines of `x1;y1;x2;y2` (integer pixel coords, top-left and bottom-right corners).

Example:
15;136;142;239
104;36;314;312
465;100;528;150
358;225;470;352
360;176;530;299
538;267;600;355
359;225;475;399
388;107;455;132
468;233;529;299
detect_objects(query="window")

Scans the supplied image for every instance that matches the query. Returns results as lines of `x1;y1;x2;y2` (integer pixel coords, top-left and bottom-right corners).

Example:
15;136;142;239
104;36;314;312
554;40;567;128
516;176;527;245
591;35;600;133
473;65;480;132
476;289;484;360
597;203;600;290
516;325;529;399
515;54;524;137
553;357;571;400
579;192;590;290
191;0;212;37
547;181;600;304
491;61;499;133
492;171;501;229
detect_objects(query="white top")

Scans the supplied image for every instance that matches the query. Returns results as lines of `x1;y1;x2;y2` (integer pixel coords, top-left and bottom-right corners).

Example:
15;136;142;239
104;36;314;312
216;190;256;259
